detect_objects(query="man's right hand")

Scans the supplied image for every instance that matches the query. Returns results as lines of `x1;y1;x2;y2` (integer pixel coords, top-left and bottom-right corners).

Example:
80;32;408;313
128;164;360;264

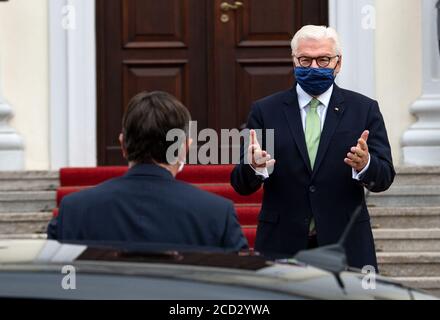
248;129;276;169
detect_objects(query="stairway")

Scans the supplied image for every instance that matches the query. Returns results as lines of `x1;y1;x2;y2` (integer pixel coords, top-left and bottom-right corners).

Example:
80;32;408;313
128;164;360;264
368;167;440;297
0;166;439;297
0;171;57;238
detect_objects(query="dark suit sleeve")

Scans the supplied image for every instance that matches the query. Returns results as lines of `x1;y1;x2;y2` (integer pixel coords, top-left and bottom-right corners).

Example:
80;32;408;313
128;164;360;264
46;217;58;240
46;199;67;240
360;101;396;192
221;202;249;251
230;102;265;195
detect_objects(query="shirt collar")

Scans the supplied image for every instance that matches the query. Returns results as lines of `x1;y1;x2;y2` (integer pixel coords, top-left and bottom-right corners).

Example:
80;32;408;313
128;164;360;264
296;84;334;110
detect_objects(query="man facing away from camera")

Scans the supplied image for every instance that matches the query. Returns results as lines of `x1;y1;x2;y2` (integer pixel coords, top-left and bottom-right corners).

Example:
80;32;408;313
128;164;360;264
47;91;248;252
231;25;395;271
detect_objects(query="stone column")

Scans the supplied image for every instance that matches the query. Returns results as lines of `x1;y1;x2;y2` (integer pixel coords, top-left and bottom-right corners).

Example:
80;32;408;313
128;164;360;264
402;0;440;165
0;62;24;170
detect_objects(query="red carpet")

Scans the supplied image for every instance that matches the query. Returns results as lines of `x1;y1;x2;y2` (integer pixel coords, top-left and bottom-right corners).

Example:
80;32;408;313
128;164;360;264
55;165;261;248
60;165;236;186
60;167;128;186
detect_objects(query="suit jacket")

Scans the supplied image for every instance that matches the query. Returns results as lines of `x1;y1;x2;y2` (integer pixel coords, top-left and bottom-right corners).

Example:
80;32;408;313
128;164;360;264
48;164;248;252
231;85;395;270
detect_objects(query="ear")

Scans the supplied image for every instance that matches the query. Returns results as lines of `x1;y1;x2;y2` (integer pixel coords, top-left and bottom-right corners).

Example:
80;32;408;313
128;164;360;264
335;55;342;75
119;133;128;160
292;56;299;68
180;138;193;160
187;138;193;150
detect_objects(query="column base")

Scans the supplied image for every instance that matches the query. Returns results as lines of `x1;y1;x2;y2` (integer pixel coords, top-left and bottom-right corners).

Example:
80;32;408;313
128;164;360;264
403;146;440;166
0;150;24;170
0;133;24;171
402;94;440;166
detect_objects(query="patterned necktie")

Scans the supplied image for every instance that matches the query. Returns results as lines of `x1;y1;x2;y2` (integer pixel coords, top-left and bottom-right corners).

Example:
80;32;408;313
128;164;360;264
305;98;321;169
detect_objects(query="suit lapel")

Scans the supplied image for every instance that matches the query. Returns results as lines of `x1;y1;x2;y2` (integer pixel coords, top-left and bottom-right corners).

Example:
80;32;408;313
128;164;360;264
283;88;313;174
311;85;345;179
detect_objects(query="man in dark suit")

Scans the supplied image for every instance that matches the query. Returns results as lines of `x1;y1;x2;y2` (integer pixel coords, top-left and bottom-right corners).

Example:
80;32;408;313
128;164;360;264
231;25;395;270
48;91;248;252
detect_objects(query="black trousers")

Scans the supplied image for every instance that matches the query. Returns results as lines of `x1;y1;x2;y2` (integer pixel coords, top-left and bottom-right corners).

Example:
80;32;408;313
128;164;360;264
307;234;318;249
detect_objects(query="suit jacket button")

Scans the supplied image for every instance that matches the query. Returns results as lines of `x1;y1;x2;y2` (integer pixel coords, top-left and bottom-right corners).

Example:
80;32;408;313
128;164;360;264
309;185;316;193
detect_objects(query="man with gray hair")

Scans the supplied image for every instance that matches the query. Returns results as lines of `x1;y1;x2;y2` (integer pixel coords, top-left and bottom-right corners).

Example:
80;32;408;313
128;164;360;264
231;25;395;271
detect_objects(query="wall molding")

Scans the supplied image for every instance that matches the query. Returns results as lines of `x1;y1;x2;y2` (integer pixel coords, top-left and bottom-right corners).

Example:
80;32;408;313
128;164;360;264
49;0;97;169
402;0;440;165
329;0;376;99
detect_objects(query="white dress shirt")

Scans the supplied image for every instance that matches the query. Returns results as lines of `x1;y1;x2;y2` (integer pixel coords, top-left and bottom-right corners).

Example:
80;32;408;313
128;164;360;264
252;84;370;179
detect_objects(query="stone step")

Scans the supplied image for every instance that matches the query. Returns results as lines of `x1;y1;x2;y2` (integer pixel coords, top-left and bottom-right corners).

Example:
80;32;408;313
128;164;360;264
0;171;58;191
373;229;440;252
0;168;439;190
0;233;47;239
4;217;438;247
0;191;56;213
370;207;440;229
391;277;440;297
0;212;52;234
368;185;440;207
378;252;440;277
393;167;440;186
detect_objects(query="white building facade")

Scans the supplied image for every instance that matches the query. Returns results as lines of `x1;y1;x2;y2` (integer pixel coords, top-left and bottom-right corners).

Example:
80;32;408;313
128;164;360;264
0;0;437;170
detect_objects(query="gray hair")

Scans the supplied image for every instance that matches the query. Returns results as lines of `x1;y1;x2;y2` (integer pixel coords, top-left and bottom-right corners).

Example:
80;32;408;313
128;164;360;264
291;25;342;56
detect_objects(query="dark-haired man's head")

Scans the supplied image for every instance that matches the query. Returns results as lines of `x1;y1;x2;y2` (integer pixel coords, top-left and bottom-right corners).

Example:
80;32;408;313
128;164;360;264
119;91;192;176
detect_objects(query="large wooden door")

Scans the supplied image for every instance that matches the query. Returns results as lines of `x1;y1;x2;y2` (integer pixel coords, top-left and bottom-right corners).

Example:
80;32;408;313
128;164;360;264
97;0;328;165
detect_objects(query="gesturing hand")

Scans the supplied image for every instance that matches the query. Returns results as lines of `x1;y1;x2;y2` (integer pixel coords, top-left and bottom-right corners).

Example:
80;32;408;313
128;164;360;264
344;130;370;172
248;130;276;169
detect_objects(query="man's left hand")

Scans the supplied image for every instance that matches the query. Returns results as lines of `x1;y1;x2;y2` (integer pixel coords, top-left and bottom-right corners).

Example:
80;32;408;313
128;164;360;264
344;130;370;172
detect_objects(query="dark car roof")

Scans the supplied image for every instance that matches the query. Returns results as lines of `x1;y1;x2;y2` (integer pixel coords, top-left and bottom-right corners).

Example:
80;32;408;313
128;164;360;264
0;240;437;300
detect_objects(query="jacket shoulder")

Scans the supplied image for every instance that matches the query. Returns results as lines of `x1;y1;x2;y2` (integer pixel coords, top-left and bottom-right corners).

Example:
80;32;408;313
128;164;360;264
60;176;234;217
338;87;377;105
60;177;124;208
173;180;233;210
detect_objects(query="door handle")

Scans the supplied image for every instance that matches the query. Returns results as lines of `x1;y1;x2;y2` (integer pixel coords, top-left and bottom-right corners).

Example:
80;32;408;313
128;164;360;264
220;1;244;12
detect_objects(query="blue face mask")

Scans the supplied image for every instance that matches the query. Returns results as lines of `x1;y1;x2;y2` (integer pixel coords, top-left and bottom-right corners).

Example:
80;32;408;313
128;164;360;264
294;67;336;96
